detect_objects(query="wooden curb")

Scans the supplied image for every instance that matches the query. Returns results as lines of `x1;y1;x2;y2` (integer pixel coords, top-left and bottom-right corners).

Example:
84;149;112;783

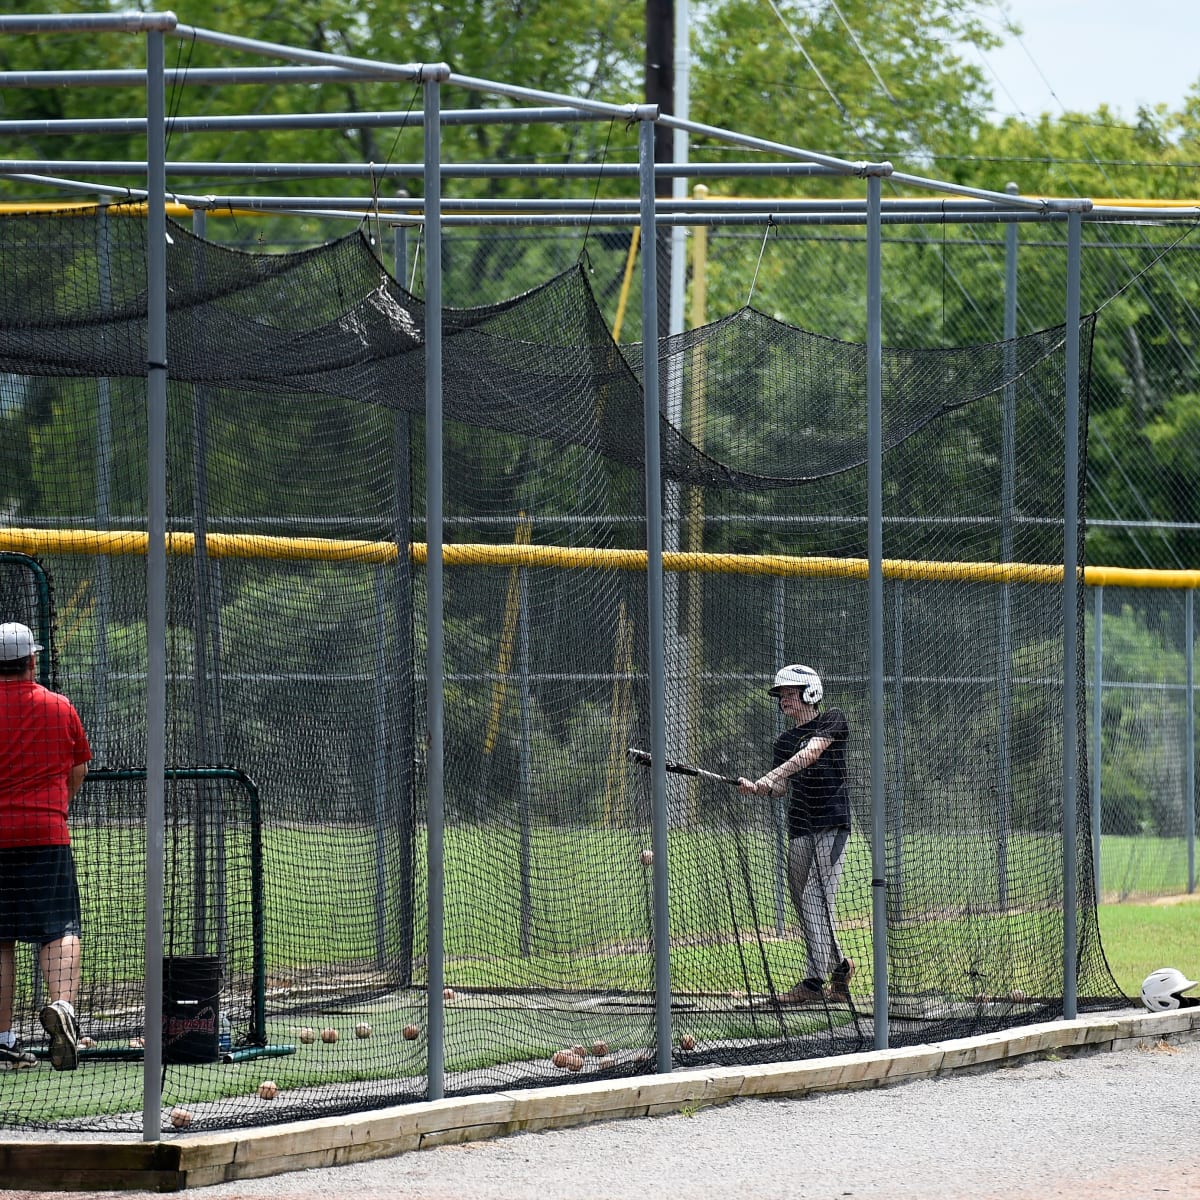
3;1007;1198;1191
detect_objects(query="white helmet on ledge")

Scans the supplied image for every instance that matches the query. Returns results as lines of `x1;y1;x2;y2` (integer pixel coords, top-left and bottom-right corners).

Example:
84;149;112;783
1141;967;1198;1011
768;664;823;706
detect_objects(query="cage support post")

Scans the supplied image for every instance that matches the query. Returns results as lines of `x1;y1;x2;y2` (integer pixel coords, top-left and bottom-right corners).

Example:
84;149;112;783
94;197;113;760
517;566;534;956
998;184;1018;910
372;567;390;967
1187;589;1196;893
392;226;417;987
866;172;888;1051
772;577;787;937
639;115;674;1074
142;25;168;1141
891;583;904;913
1091;587;1104;895
1062;209;1083;1021
423;73;447;1101
190;207;228;965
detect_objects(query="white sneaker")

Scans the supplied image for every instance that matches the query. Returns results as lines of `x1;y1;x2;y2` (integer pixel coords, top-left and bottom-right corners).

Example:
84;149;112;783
40;1000;79;1071
0;1043;38;1070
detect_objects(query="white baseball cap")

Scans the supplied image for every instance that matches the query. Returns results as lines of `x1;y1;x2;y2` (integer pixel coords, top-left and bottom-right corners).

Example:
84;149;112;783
0;622;43;661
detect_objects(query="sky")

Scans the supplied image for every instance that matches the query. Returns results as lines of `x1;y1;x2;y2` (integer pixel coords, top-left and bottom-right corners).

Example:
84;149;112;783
972;0;1200;121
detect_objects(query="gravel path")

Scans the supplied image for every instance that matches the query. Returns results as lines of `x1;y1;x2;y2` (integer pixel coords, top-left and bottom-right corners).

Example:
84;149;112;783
5;1035;1200;1200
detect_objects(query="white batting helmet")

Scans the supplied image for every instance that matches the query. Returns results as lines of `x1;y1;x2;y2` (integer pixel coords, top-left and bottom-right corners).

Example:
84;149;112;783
1140;967;1198;1012
768;664;823;705
0;622;42;661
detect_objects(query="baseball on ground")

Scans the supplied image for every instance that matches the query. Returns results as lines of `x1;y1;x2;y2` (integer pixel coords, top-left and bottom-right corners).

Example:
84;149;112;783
679;1034;696;1051
591;1040;609;1057
169;1107;192;1128
320;1027;339;1043
257;1080;279;1100
298;1027;316;1044
443;987;456;1000
355;1022;373;1038
402;1024;420;1040
640;848;654;866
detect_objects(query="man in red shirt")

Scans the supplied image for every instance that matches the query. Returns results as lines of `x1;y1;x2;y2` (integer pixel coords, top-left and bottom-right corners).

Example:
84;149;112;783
0;622;91;1071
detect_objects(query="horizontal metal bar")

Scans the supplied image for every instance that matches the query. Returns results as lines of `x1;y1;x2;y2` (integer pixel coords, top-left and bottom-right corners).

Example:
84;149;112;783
445;71;655;123
0;67;400;87
418;211;1077;228
2;179;1190;232
0;160;831;181
0;106;617;137
0;173;115;199
655;112;884;177
1087;206;1200;222
0;14;177;33
162;196;1066;214
13;512;1065;530
171;22;443;84
93;669;1142;692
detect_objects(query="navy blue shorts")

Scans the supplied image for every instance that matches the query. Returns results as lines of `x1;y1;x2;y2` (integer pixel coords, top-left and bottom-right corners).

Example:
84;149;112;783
0;846;82;944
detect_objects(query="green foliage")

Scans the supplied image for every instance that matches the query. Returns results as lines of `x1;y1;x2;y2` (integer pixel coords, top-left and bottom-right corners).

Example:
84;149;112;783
692;0;1003;166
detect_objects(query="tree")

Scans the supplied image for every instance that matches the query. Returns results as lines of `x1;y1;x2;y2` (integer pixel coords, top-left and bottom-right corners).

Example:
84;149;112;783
690;0;1008;167
965;109;1200;569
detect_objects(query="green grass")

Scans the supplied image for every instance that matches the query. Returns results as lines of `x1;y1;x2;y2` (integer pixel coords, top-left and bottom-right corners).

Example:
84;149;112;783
0;995;836;1124
1097;899;1200;997
8;879;1196;1125
62;823;1200;997
1096;835;1195;902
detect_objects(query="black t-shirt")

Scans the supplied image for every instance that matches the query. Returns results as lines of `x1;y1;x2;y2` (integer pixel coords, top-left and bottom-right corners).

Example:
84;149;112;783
773;708;851;838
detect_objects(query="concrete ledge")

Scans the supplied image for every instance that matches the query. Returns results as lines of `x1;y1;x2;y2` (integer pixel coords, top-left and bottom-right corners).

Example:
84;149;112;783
4;1006;1198;1192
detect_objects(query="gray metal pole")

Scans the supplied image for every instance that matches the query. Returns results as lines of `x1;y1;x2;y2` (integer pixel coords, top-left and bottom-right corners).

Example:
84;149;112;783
395;225;409;291
1062;210;1083;1021
866;173;888;1051
998;184;1018;910
142;26;168;1141
1186;589;1196;893
639;116;674;1075
772;577;786;937
392;225;416;986
517;567;533;956
94;198;113;762
372;566;389;967
1091;587;1104;896
892;582;904;913
189;207;219;963
422;74;447;1101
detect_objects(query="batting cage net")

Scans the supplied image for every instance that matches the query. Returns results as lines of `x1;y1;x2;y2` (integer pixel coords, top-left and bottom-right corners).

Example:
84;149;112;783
0;208;1121;1132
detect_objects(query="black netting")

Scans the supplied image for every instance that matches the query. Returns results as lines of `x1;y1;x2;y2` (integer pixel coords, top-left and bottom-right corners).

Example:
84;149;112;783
0;208;1121;1133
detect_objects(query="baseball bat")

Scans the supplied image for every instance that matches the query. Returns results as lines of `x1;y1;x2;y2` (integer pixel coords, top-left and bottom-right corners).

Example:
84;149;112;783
626;747;742;788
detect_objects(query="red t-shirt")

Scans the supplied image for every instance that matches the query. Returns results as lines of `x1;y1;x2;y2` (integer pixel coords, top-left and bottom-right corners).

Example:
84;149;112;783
0;678;92;848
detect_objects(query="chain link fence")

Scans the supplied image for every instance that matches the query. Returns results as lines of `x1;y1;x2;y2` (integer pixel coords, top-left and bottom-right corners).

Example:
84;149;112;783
208;210;1200;902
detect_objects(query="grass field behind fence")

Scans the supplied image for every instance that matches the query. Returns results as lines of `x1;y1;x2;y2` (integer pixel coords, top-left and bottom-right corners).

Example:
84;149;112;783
62;825;1200;996
56;830;1200;1008
3;903;1191;1126
7;822;1200;1126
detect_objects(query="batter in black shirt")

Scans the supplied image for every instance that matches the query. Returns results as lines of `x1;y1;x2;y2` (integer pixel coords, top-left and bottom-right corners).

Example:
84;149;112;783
738;664;855;1007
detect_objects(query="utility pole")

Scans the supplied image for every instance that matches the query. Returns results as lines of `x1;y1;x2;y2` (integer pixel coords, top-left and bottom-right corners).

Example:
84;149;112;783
645;0;674;337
